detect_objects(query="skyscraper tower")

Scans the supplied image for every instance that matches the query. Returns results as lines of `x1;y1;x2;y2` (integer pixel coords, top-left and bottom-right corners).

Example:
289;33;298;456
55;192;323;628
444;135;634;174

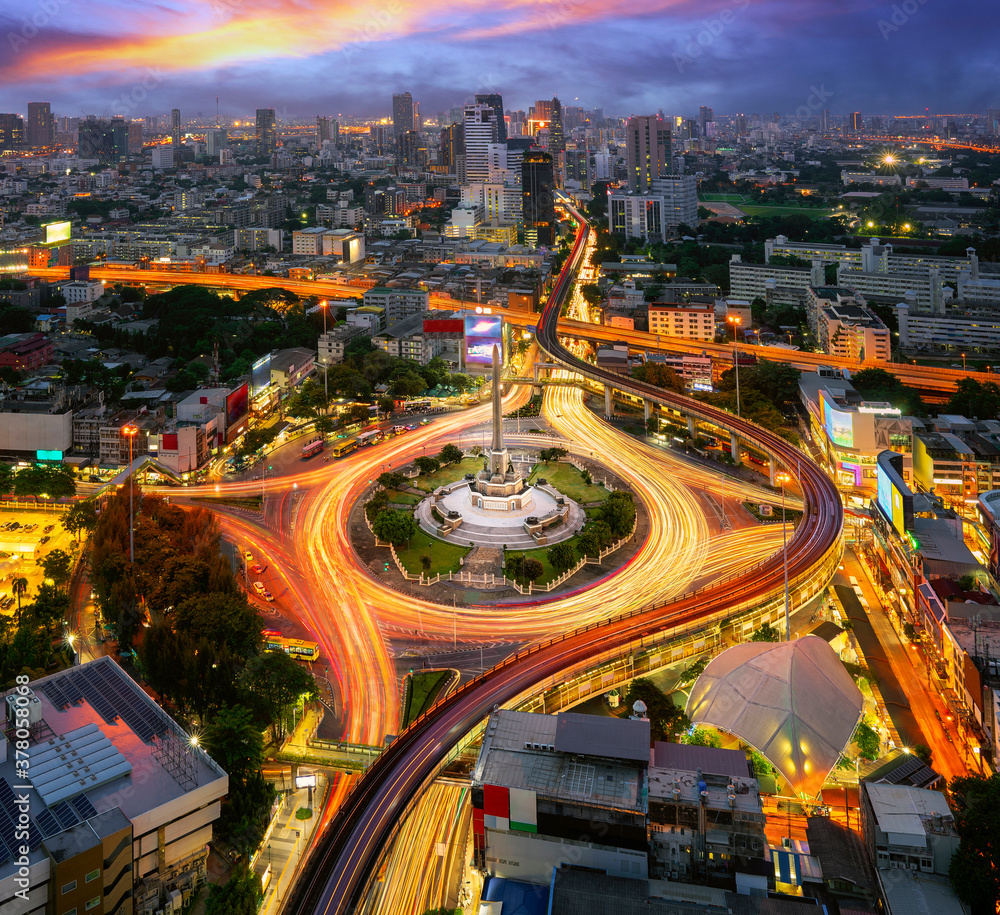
699;105;713;137
463;104;498;183
0;114;24;152
475;93;506;142
170;108;181;147
256;108;276;157
26;102;53;149
625;115;671;192
317;116;331;144
850;111;863;134
522;150;554;247
392;92;415;139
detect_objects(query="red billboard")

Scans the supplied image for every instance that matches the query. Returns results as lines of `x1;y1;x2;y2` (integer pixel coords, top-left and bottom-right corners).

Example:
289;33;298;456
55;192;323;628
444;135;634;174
225;382;249;442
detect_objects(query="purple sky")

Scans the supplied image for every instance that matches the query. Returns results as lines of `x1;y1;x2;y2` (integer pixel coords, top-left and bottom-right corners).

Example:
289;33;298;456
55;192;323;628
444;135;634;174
1;0;996;120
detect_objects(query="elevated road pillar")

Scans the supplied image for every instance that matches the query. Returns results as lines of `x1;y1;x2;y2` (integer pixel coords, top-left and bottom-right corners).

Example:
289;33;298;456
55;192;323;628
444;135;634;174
604;385;613;417
770;460;777;487
731;432;741;465
643;400;652;422
687;415;697;438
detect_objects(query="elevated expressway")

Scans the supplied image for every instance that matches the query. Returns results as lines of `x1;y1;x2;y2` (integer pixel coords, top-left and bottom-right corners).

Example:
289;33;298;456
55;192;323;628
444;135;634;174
285;210;844;914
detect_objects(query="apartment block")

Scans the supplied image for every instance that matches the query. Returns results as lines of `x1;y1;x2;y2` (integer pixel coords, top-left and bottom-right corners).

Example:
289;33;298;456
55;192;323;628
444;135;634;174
648;300;715;341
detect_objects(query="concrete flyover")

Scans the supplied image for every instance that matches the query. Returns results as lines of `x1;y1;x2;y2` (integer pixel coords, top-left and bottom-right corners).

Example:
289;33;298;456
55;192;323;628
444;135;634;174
283;207;845;915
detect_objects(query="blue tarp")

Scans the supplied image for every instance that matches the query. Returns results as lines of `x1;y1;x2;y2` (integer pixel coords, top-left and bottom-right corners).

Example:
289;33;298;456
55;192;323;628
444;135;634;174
482;876;550;915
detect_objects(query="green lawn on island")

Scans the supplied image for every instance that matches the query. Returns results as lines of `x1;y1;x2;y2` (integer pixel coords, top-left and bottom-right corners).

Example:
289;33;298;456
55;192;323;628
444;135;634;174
506;534;585;588
411;456;483;492
401;669;452;728
388;491;422;506
394;535;471;576
737;205;836;220
700;193;748;203
527;461;610;504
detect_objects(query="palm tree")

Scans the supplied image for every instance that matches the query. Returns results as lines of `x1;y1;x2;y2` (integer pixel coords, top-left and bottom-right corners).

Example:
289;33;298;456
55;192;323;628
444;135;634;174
12;576;28;624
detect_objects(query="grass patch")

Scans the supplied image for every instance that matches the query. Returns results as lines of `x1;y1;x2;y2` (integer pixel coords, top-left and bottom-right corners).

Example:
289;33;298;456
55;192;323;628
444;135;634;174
189;495;263;510
295;807;313;820
737;205;835;220
506;536;582;588
700;193;747;203
395;536;471;576
528;461;610;504
741;500;803;524
388;491;422;506
411;457;482;492
401;669;451;728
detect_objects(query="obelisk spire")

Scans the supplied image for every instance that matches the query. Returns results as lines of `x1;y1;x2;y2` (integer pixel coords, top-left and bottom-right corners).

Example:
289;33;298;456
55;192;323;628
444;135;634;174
491;344;502;452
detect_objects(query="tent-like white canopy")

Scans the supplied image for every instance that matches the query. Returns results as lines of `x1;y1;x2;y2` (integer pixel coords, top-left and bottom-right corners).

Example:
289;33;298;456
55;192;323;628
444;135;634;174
685;635;863;797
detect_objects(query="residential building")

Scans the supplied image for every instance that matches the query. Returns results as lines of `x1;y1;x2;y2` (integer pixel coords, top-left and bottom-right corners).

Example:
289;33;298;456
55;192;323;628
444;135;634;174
291;227;327;256
392;92;415;138
521;151;554;247
648;300;715;341
841;171;901;187
608;176;697;241
625;115;671;192
906;176;970;190
373;313;432;363
62;280;104;305
474;93;506;142
148;424;210;474
0;332;53;371
78;118;129;165
0;113;24;151
0;657;228;915
270;347;315;390
318;324;371;365
205;128;227;158
255;107;276;158
817;300;891;362
235;227;283;252
463;104;499;184
150;146;174;170
321;229;364;263
26;102;54;148
171;107;181;146
363;287;430;324
897;302;1000;355
0;396;72;456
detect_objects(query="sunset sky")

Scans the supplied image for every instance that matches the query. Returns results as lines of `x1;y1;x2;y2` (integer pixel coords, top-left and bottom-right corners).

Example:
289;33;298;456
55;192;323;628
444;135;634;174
1;0;995;118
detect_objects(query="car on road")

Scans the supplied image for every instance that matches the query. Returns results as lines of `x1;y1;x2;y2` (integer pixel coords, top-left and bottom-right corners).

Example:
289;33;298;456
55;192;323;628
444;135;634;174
39;536;50;544
43;524;55;533
8;522;20;530
419;418;431;426
251;563;265;574
262;590;274;602
244;550;254;564
0;596;13;610
253;581;266;594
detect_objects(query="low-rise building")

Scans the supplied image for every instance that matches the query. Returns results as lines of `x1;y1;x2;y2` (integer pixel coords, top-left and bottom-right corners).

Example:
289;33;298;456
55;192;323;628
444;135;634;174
362;286;430;324
318;324;371;366
0;332;54;371
270;347;315;390
648;301;714;342
818;300;891;362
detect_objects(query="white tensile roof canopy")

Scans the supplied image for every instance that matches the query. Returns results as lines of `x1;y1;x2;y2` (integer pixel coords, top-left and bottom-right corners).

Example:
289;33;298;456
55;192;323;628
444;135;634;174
685;635;864;798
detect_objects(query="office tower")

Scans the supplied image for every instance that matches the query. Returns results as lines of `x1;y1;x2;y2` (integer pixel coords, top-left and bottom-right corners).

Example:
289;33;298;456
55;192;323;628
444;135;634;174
625;115;671;192
439;123;464;173
317;116;331;144
171;108;181;147
528;99;554;136
0;113;24;151
127;120;144;155
78;117;128;164
369;124;390;156
522;150;554;247
26;102;53;148
850;111;863;134
819;109;831;132
330;119;339;145
392;92;415;139
399;130;426;168
987;108;1000;136
699;105;713;137
256;107;276;157
463;103;498;183
735;113;747;135
206;128;228;158
564;145;588;187
475;93;506;142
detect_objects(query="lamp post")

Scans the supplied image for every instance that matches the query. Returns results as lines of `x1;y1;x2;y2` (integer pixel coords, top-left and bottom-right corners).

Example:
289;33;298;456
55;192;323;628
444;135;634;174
776;471;792;641
961;352;966;372
121;423;138;564
320;300;329;405
727;315;742;418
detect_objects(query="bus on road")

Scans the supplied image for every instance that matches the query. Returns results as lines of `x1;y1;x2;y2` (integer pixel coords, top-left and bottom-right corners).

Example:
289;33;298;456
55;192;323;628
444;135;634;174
331;439;358;458
357;429;384;447
266;635;321;662
301;438;325;460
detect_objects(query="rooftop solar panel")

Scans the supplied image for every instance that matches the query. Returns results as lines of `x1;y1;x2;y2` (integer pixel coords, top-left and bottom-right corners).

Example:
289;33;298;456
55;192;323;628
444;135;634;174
36;808;61;838
51;800;80;829
70;794;99;821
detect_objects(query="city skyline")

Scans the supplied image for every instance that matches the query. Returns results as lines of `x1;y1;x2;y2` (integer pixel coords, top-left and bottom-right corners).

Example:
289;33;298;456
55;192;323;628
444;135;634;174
1;0;996;117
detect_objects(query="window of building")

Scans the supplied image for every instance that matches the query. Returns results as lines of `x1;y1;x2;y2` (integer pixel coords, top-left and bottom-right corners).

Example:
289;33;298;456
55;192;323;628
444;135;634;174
62;881;77;895
64;910;77;915
85;899;100;911
86;869;100;883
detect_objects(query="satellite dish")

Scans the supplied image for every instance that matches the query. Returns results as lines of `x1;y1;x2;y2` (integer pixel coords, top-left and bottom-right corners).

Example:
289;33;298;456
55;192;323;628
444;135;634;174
632;699;648;717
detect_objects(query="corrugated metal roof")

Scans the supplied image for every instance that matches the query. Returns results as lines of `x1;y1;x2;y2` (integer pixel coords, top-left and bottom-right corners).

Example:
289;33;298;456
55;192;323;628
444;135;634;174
554;712;650;763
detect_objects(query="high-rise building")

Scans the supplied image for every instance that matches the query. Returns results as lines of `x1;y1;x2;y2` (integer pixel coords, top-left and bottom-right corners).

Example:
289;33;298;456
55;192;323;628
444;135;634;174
625;115;671;192
735;112;747;135
439;123;463;174
392;92;415;139
26;102;54;148
698;105;713;137
850;111;863;134
987;108;1000;136
463;103;499;183
0;113;24;152
475;93;506;142
522;150;555;247
564;145;588;188
256;107;276;157
170;107;181;147
78;117;129;164
369;124;390;156
206;127;227;158
317;116;331;144
127;120;144;155
820;108;831;133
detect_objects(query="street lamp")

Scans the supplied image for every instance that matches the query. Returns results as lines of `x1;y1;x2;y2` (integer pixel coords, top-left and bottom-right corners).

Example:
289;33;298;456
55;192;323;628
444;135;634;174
961;352;966;372
727;315;742;418
320;300;329;405
121;423;138;564
776;471;792;641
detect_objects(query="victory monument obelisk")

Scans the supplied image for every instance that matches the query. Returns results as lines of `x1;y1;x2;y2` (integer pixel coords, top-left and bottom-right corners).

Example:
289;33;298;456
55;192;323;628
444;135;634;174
475;345;525;500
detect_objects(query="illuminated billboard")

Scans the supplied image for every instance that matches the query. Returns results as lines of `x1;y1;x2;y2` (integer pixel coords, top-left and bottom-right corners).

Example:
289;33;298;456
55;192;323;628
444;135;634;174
43;221;71;245
875;450;911;538
822;396;854;449
251;354;272;396
225;382;249;432
464;314;504;366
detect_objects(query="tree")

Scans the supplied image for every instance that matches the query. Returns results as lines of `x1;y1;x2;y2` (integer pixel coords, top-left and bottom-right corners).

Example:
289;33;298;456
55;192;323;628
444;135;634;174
63;501;98;539
377;471;405;490
40;549;72;590
597;491;636;539
580;284;604;306
852;720;880;761
948;774;1000;914
750;623;780;642
948;378;1000;421
539;447;567;463
414;456;441;475
314;416;336;435
852;367;925;415
371;509;417;545
547;541;577;574
11;577;28;619
577;519;613;557
172;592;264;663
646;415;659;435
511;556;543;586
378;396;395;415
365;490;389;523
13;465;76;499
631;362;684;393
684;726;722;748
623;677;690;742
244;650;317;743
205;865;262;915
438;444;463;465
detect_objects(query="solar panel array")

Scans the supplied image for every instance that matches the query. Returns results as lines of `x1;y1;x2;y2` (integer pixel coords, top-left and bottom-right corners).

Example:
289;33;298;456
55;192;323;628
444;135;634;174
51;800;80;829
71;794;99;821
0;777;42;865
36;662;170;743
35;807;61;839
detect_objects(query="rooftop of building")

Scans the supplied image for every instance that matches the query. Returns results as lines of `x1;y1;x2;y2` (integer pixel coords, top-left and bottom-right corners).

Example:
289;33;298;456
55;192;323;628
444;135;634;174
862;782;956;839
376;312;427;338
269;347;315;373
0;656;226;880
877;869;970;915
650;741;751;779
